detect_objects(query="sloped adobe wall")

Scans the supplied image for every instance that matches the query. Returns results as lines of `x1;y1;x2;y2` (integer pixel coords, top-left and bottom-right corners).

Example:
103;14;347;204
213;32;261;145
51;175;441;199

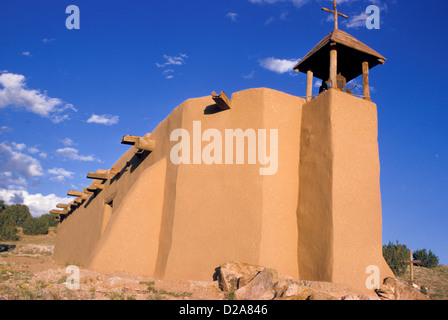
53;87;393;294
54;88;303;280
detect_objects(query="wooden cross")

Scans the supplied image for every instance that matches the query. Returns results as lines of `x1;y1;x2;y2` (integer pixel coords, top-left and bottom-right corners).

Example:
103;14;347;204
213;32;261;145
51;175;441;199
402;250;423;284
322;0;348;30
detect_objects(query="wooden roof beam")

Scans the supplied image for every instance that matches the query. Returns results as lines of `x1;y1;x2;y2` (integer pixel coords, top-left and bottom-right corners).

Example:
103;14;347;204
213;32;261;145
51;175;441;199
69;201;78;208
110;167;120;175
94;183;105;190
74;197;84;204
67;190;90;199
212;91;231;110
83;188;94;195
86;172;111;180
50;209;69;215
121;135;156;152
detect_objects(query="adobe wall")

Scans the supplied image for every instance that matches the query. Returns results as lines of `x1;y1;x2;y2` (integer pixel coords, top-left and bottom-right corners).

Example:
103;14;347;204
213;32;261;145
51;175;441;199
54;88;304;280
53;87;393;294
298;88;394;293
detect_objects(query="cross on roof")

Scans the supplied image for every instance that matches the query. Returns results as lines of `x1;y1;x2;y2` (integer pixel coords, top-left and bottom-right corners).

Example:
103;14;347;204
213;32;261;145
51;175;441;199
322;0;348;30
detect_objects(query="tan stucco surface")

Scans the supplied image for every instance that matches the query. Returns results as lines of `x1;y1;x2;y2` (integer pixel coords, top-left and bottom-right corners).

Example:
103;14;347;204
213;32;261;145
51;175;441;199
53;87;393;294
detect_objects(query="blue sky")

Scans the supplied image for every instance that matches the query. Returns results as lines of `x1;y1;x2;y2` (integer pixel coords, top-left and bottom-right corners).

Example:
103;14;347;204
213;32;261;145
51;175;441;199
0;0;447;264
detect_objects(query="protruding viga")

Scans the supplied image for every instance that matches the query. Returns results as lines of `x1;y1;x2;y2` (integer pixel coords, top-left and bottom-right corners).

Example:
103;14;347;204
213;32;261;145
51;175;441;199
67;190;89;200
121;134;155;152
211;91;231;110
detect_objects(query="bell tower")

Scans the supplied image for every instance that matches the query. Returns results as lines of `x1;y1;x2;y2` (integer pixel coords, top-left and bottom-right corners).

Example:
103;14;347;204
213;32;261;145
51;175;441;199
294;2;394;293
293;0;386;102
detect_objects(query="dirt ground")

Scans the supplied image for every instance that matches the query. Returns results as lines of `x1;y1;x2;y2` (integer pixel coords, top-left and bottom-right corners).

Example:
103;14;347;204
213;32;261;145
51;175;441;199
1;230;444;301
0;231;225;300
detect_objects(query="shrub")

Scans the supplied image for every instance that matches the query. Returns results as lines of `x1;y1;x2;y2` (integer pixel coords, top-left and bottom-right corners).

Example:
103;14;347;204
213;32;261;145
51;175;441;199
39;213;59;228
3;204;32;227
22;217;49;235
383;240;410;276
413;249;439;269
0;210;19;241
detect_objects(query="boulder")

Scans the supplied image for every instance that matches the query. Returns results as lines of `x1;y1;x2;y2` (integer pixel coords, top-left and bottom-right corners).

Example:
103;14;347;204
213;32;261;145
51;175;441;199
234;268;278;300
375;278;430;300
216;261;265;292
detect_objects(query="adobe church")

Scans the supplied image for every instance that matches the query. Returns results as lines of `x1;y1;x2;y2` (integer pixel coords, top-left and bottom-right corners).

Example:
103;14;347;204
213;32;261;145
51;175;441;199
53;2;394;294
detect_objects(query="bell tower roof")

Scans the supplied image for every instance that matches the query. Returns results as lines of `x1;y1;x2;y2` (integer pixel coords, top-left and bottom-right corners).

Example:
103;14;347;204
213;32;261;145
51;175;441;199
293;29;386;82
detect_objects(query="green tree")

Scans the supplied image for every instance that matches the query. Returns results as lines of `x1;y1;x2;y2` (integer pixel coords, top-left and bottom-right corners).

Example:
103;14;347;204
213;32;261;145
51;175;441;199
39;213;59;228
3;204;32;227
413;249;439;269
383;240;410;276
0;200;6;211
0;210;19;241
22;217;49;235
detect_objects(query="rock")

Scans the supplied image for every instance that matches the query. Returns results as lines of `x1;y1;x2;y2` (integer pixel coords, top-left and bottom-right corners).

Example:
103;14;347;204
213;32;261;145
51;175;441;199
219;268;241;293
375;278;430;300
307;292;338;300
216;261;265;292
284;283;301;297
234;268;278;300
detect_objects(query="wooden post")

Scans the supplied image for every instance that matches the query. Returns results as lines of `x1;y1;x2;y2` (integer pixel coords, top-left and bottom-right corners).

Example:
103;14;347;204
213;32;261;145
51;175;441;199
362;61;371;101
329;45;337;89
306;70;313;102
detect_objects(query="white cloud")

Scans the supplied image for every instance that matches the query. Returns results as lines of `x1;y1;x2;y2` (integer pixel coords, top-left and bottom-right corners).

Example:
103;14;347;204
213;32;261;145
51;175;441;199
59;138;75;146
162;69;175;80
156;54;188;79
28;146;40;154
0;72;76;123
156;54;188;68
242;71;255;79
0;142;44;188
248;0;309;7
56;147;98;162
226;12;238;22
0;126;11;134
0;172;27;188
87;114;119;125
345;12;369;29
11;142;26;151
0;188;72;217
48;167;74;182
259;57;299;74
42;38;55;44
22;51;32;57
39;152;47;159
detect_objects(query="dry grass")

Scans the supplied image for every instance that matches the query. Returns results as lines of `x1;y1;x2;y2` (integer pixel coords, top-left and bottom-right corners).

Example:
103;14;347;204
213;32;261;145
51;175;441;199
398;265;448;300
